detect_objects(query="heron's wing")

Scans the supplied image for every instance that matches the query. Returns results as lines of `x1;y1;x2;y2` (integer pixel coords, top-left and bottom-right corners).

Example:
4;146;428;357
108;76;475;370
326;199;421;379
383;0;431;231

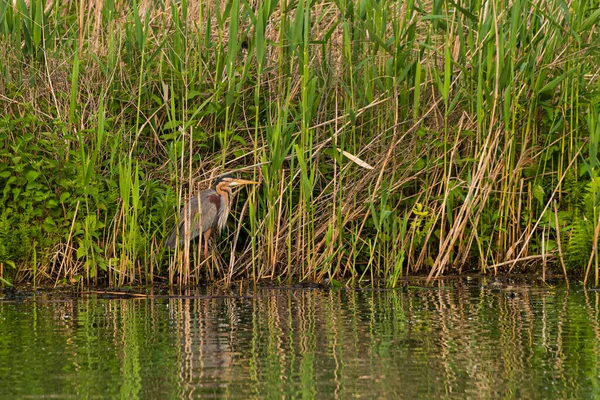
201;189;222;233
165;189;220;248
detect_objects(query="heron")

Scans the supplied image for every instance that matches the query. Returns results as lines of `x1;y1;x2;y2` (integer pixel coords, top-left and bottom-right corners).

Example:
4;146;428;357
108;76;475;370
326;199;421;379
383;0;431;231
165;174;260;257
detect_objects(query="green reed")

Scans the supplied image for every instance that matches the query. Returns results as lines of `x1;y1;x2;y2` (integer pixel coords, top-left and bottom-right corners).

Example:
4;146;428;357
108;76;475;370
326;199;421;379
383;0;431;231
0;0;598;286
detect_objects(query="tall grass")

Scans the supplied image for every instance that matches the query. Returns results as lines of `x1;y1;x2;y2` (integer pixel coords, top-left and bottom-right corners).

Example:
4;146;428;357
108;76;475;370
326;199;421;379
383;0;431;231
0;0;598;287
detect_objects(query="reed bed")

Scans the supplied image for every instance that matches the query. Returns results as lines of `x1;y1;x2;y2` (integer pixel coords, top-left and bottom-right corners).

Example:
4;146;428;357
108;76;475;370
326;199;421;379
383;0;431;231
0;0;598;287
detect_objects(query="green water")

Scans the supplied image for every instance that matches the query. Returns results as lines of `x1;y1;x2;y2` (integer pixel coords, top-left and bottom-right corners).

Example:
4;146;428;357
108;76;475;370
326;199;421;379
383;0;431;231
1;279;599;399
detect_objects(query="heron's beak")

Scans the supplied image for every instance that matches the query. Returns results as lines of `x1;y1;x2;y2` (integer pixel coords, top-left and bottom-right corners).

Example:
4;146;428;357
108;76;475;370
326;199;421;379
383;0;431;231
231;178;260;186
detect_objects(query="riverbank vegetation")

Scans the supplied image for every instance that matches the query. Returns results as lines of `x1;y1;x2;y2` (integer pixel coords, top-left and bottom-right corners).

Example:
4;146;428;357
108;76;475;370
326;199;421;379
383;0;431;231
0;0;599;287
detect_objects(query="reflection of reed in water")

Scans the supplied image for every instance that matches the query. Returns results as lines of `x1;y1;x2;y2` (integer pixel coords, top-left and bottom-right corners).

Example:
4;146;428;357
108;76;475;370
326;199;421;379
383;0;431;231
10;281;597;398
172;288;237;399
165;284;600;398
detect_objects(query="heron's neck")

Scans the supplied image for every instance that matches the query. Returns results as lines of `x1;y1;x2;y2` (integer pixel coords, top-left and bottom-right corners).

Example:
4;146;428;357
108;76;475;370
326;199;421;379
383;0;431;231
215;183;231;211
215;182;232;232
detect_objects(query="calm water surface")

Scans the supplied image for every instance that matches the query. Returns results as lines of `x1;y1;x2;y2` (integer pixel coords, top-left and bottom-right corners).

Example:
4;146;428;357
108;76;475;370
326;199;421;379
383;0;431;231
1;279;600;399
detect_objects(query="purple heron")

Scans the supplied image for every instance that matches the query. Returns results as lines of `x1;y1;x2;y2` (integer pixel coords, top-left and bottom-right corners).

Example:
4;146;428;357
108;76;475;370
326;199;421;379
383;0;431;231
165;175;259;257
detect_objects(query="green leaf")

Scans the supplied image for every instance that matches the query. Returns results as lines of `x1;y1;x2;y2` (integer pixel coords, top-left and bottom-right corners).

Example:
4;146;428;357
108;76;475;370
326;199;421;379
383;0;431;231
329;279;344;288
537;67;577;96
76;243;86;259
59;192;71;203
163;120;182;130
232;135;247;146
186;91;201;100
533;184;545;207
43;216;56;230
25;169;40;182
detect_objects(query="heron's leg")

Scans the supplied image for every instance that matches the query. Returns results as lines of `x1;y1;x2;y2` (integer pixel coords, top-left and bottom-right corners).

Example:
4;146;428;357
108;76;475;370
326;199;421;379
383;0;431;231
202;228;213;258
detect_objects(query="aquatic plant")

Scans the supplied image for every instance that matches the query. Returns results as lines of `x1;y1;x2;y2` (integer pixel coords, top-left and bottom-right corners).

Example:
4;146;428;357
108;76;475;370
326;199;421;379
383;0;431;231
0;0;598;286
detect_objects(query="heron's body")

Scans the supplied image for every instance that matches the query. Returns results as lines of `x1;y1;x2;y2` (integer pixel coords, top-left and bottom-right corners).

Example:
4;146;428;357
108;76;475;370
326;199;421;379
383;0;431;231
165;175;258;257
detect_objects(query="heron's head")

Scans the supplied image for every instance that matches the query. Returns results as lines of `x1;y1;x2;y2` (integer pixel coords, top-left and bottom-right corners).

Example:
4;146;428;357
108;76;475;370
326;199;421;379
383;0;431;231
214;174;260;189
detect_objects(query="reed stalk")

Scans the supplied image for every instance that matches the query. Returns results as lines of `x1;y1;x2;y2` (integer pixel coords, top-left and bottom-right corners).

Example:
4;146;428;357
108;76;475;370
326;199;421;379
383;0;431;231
0;0;597;286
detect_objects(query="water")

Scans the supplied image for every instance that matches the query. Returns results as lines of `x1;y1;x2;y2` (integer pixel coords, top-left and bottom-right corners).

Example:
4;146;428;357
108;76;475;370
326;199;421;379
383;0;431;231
1;279;599;399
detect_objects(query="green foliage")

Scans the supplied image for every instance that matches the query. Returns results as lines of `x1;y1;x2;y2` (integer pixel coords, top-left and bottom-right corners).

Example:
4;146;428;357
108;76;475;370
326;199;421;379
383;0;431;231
565;218;593;272
0;209;29;273
582;178;600;222
0;114;71;272
0;0;599;285
564;177;600;271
